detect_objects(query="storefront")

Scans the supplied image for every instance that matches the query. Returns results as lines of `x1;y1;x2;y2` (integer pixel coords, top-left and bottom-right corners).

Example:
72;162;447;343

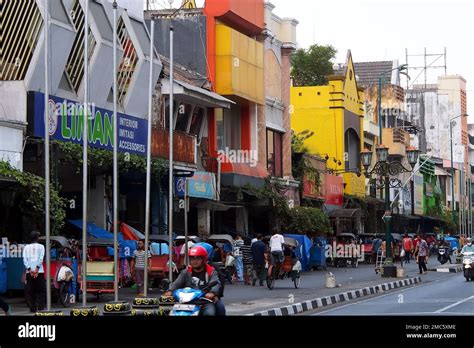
25;91;149;232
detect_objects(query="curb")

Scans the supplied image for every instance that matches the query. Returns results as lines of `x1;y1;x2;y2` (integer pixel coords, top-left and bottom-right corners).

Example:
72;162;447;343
429;264;463;273
252;277;422;316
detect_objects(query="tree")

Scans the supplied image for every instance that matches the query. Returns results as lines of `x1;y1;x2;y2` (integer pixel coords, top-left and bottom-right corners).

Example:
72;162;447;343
284;206;332;237
291;44;337;86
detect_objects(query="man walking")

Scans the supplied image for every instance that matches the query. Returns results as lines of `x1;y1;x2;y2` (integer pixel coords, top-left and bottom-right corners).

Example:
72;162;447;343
23;231;46;313
402;234;414;263
250;234;266;286
131;239;151;296
233;234;245;282
415;235;430;274
241;240;253;285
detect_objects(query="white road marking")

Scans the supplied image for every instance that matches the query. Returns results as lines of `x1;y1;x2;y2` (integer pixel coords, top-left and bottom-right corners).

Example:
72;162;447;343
434;295;474;313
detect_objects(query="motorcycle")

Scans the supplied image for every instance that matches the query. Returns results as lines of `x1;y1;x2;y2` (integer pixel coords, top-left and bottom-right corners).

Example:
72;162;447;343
437;247;449;265
462;252;474;282
169;281;218;316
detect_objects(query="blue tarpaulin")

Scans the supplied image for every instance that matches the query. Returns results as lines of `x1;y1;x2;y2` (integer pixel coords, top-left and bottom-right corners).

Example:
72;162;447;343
444;237;459;250
69;220;136;258
284;234;313;271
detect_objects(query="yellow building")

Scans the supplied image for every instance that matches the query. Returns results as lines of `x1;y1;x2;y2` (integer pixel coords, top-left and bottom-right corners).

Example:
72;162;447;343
291;50;366;197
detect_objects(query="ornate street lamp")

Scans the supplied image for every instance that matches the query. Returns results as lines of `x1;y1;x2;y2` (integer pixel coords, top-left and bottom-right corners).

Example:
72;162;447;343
406;146;420;169
360;145;420;277
376;145;389;163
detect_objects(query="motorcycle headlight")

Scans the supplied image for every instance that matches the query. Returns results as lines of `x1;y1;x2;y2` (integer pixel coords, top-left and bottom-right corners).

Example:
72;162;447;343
464;257;472;265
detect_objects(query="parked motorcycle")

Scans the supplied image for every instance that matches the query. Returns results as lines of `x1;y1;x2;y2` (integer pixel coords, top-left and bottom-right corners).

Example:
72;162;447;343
169;281;219;316
462;252;474;282
437;247;449;265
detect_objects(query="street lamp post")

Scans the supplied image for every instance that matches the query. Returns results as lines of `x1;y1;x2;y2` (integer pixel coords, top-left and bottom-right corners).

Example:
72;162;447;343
361;145;419;277
449;114;469;228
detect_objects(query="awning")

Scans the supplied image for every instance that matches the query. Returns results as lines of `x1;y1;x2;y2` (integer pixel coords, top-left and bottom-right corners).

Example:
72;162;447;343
0;176;18;189
162;79;234;109
196;201;243;212
435;166;452;177
328;209;361;218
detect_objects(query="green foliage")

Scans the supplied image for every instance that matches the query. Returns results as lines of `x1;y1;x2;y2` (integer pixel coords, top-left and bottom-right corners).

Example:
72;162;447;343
291;130;314;154
57;142;167;178
0;161;66;235
242;178;291;220
291;44;337;87
284;206;332;236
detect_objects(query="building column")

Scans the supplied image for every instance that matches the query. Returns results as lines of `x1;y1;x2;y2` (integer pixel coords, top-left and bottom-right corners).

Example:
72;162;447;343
281;47;295;178
197;208;210;238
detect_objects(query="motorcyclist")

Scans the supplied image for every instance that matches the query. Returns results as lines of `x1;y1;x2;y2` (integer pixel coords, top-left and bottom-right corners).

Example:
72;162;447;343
437;237;452;264
461;238;474;254
163;246;221;316
194;242;226;316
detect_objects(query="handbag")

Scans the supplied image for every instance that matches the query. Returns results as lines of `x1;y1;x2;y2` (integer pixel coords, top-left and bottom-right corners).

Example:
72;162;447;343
225;254;235;267
400;249;406;258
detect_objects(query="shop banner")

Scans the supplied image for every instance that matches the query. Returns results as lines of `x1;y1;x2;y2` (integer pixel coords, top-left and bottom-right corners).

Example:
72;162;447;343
414;172;424;215
29;92;148;156
323;174;344;207
175;172;216;200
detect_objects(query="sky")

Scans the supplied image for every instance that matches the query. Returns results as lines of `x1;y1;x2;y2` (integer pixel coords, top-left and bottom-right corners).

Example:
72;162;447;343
131;0;474;119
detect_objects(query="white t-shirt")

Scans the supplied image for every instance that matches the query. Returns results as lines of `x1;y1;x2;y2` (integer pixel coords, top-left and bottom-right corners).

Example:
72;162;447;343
270;234;285;252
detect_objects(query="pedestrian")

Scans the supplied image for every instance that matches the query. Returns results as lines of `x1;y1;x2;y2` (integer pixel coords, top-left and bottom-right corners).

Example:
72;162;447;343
233;234;244;282
269;230;285;269
23;231;46;313
402;234;414;263
414;235;430;274
241;240;253;285
131;239;151;296
371;236;382;263
250;234;267;286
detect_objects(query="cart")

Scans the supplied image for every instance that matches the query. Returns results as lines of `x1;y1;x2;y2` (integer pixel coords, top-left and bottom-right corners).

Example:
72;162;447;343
309;239;327;270
375;249;386;274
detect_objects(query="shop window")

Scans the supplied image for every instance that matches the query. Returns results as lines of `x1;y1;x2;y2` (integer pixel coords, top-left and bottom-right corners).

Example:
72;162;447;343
215;106;241;151
175;103;192;132
267;129;283;177
189;107;205;137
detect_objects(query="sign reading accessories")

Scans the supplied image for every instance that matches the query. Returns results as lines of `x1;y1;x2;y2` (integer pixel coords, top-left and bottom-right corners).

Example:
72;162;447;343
28;92;147;156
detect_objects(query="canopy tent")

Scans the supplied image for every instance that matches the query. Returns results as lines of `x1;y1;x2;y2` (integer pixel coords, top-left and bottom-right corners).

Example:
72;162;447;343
119;222;145;241
284;234;313;272
68;220;137;258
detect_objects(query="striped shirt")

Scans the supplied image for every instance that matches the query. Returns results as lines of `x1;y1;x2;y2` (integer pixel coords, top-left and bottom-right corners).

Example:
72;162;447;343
133;250;151;269
241;245;253;265
233;239;244;257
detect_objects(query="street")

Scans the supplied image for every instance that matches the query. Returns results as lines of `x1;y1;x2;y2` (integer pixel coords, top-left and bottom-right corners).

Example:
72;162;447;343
310;272;473;316
3;256;467;316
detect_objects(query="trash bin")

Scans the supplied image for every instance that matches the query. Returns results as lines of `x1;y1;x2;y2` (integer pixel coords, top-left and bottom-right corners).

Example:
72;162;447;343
0;257;7;294
309;239;327;270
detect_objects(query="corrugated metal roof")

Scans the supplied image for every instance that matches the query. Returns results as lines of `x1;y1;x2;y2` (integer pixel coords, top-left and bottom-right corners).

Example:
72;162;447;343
334;61;395;87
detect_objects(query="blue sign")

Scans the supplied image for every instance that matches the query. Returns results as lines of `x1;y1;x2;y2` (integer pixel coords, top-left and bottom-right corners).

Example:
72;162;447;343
30;92;148;156
174;172;217;200
175;177;186;198
188;172;216;200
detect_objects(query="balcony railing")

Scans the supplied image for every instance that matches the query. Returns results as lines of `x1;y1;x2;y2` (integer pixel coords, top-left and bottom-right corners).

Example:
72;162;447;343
151;128;196;165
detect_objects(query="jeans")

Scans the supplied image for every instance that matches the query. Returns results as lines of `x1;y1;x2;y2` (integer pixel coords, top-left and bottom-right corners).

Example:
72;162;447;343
0;296;9;313
252;263;266;284
135;268;145;294
234;256;244;281
418;256;427;273
25;273;46;311
404;250;411;263
200;302;216;316
215;300;226;316
271;251;284;264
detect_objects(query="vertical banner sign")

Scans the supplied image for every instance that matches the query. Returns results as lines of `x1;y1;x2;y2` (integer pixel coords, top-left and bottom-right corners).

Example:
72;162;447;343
414;172;424;215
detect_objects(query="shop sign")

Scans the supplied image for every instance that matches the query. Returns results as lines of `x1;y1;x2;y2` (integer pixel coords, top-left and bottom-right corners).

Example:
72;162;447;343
29;92;148;156
175;172;217;200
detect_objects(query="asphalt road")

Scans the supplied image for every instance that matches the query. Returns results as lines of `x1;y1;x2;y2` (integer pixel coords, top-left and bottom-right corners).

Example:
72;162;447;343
309;272;474;316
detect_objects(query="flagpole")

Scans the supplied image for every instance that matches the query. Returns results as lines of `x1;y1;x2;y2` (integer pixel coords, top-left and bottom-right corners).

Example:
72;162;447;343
82;0;89;307
168;25;174;282
144;8;155;298
112;0;119;302
44;0;51;311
